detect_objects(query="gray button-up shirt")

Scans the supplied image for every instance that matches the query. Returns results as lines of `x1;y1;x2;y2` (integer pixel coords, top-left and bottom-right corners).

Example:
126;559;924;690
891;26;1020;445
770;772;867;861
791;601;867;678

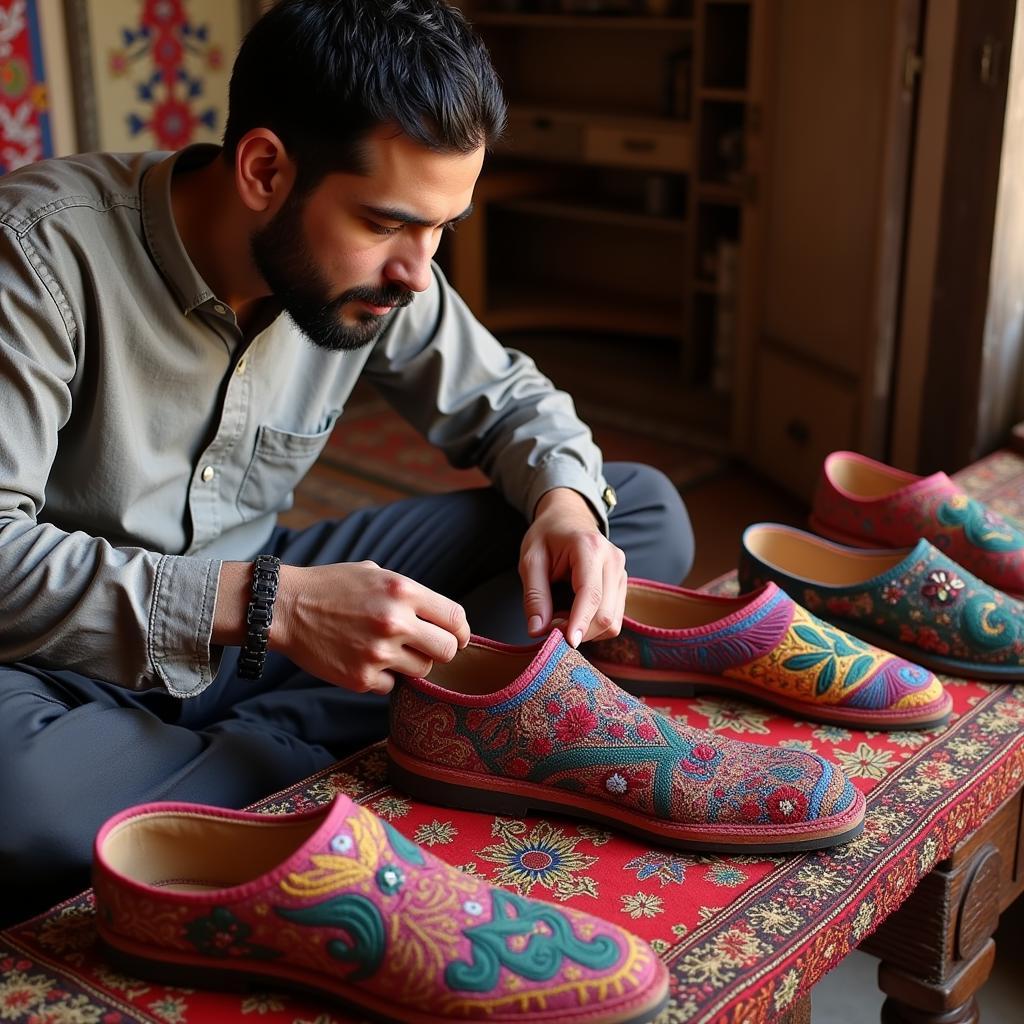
0;145;609;697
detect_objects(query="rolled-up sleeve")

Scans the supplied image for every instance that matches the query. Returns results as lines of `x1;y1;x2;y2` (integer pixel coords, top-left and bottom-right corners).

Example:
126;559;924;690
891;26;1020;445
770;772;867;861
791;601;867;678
0;226;219;695
364;264;612;532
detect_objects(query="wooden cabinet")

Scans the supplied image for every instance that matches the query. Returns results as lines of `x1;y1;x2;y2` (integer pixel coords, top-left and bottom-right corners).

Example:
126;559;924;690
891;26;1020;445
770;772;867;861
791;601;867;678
752;0;923;495
445;1;771;449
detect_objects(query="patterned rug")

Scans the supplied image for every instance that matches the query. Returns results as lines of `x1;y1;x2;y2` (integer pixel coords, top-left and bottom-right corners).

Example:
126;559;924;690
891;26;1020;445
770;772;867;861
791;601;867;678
324;399;729;494
3;451;1023;1024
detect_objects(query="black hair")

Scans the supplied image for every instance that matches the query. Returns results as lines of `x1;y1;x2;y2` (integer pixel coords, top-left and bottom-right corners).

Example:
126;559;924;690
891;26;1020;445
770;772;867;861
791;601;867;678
222;0;506;188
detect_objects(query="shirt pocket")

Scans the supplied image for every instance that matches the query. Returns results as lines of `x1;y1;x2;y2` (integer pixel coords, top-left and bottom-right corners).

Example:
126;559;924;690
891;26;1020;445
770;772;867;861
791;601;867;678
236;412;340;520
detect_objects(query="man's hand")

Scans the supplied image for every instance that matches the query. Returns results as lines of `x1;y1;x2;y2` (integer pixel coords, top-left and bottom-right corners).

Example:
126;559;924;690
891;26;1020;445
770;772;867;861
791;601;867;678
520;488;626;647
215;561;470;695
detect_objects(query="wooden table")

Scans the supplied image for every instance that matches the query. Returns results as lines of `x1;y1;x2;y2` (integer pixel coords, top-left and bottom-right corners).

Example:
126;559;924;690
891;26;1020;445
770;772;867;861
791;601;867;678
3;451;1024;1024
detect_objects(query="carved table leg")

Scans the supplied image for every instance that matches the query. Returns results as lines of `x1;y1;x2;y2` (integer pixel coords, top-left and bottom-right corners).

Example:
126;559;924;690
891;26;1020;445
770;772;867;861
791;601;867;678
861;824;1009;1024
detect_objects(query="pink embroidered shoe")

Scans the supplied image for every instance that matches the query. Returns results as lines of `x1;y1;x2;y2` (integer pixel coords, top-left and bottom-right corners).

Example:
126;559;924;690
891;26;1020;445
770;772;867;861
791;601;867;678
582;579;950;730
811;450;1024;597
94;795;669;1024
388;631;865;854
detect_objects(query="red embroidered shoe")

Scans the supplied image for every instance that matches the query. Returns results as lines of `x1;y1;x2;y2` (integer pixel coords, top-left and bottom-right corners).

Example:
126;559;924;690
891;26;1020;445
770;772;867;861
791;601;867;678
811;450;1024;597
94;795;669;1024
583;579;950;730
388;631;865;855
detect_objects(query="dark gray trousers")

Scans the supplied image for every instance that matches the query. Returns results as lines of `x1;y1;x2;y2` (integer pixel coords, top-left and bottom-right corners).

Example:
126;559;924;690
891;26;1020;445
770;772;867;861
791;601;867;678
0;463;692;925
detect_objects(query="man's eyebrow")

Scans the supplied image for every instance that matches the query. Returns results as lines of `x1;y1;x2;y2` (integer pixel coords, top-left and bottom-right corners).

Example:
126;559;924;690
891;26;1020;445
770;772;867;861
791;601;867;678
363;203;475;228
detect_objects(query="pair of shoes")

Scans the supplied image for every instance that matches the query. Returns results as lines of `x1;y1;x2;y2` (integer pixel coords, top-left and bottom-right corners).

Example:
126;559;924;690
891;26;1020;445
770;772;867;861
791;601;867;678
737;451;1024;680
811;450;1024;597
94;794;670;1024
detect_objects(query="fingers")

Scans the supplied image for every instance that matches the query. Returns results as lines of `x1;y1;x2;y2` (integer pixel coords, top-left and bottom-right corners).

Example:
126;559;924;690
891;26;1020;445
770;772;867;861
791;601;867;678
566;541;627;646
405;580;471;650
590;551;627;642
565;546;604;648
519;543;552;637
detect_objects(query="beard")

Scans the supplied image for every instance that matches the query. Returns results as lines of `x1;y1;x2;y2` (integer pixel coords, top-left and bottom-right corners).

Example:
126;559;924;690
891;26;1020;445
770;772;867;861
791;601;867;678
250;190;413;352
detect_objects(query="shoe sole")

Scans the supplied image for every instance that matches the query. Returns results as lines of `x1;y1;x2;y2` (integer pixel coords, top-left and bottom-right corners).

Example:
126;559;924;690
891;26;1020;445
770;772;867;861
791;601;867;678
387;742;865;855
807;514;1024;601
588;659;953;731
98;934;670;1024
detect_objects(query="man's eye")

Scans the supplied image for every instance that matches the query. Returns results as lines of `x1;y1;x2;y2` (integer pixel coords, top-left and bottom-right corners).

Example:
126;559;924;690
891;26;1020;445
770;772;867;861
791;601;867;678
368;221;402;236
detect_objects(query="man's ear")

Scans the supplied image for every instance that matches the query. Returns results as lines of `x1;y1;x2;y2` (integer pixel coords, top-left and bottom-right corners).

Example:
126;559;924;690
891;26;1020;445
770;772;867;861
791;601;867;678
234;129;296;215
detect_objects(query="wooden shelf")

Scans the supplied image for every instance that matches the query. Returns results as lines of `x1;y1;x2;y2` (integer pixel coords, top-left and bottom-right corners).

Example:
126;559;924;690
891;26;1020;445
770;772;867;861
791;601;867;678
509;103;691;133
699;87;749;102
696;182;745;203
483;282;682;337
494;197;687;234
471;13;693;31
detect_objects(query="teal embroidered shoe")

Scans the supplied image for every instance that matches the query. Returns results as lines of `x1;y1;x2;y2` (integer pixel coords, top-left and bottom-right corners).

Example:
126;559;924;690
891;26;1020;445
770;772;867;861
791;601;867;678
740;522;1024;681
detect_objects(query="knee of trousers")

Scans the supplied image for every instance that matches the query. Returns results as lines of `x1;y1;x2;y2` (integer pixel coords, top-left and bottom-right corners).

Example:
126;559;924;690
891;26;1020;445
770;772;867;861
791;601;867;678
606;462;694;583
0;759;96;883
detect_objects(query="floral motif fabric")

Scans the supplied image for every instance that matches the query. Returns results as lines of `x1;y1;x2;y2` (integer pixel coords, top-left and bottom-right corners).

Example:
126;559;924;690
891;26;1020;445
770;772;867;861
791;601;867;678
3;675;1023;1024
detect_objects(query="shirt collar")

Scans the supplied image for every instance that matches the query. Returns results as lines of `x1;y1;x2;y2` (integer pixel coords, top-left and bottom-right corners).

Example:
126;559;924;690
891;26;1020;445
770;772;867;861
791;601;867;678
141;143;226;317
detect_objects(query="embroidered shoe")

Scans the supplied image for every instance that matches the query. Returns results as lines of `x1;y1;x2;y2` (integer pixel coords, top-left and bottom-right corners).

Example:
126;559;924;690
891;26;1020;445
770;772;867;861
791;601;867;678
811;450;1024;597
94;795;669;1024
581;579;949;730
740;522;1024;682
387;631;865;854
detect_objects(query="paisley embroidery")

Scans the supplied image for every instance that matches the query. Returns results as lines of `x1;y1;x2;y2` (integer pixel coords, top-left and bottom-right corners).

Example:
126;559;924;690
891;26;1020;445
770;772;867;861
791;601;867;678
445;890;620;991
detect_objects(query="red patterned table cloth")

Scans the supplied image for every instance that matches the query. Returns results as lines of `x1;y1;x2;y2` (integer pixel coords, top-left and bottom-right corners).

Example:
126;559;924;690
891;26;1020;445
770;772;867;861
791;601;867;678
2;451;1023;1024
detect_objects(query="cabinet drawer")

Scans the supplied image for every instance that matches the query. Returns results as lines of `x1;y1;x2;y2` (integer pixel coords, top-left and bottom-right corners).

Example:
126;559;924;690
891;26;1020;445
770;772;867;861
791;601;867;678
751;348;858;500
584;126;691;171
504;112;584;161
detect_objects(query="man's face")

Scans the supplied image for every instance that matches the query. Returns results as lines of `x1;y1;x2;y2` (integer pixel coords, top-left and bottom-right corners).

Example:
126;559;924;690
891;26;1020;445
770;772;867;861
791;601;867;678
251;128;484;351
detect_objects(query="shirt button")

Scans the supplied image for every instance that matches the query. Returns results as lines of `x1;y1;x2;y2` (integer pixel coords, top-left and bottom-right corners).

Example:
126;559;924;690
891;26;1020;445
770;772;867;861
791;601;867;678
213;303;227;315
201;465;215;482
235;357;247;375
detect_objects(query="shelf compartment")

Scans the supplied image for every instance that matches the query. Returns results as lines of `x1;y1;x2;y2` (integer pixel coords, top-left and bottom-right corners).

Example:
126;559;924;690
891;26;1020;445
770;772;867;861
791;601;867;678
503;106;693;171
484;282;682;337
471;13;694;30
702;1;751;89
697;100;746;185
695;202;741;282
494;196;687;233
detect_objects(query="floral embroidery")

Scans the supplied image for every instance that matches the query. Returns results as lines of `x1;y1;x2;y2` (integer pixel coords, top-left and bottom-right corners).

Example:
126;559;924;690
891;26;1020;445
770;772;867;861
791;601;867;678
922;570;965;604
554;704;598;743
475;821;599;900
624;851;689;886
413;820;458;846
183;908;281;960
620;892;665;919
881;582;905;605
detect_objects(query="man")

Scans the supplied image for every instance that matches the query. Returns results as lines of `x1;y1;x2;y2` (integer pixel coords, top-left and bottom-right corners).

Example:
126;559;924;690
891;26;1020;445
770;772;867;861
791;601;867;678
0;0;692;924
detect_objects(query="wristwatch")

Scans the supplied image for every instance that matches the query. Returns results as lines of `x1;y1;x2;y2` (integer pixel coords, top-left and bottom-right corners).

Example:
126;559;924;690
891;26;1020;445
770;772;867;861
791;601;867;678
237;554;281;680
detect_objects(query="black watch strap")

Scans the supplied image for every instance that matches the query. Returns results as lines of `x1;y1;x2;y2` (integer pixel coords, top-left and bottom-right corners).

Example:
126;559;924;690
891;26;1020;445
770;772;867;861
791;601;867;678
237;554;281;680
